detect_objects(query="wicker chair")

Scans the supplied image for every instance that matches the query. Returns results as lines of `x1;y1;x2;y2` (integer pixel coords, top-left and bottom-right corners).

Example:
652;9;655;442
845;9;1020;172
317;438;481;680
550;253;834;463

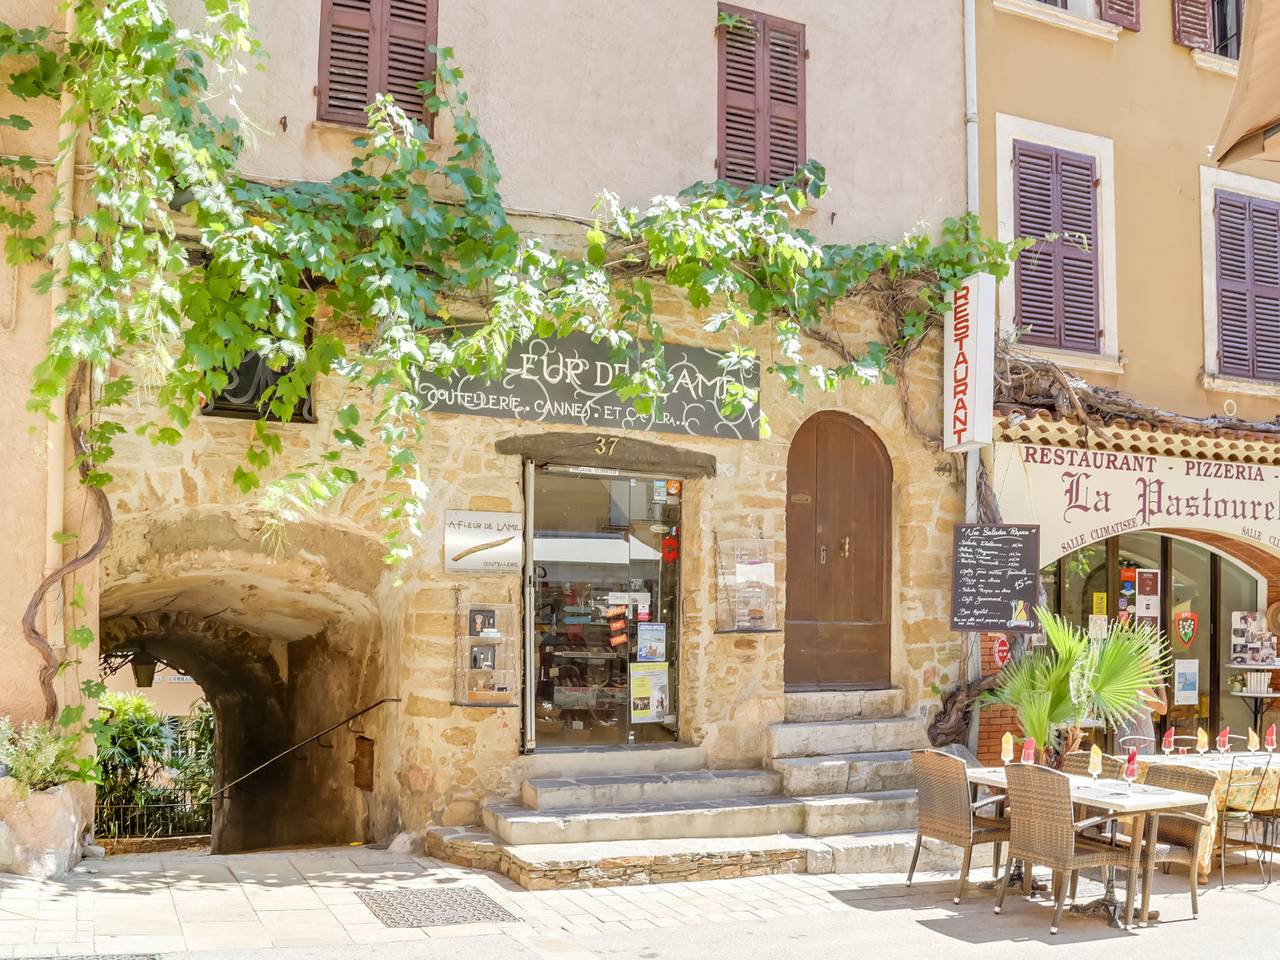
1218;753;1273;887
1113;764;1218;920
994;763;1135;934
907;749;1010;904
1060;750;1124;780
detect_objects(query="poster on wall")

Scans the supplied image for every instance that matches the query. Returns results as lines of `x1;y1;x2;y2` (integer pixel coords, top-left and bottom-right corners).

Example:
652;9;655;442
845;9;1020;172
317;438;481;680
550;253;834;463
1092;592;1108;616
1230;611;1276;665
1088;614;1109;640
630;663;670;723
1136;569;1160;620
1174;659;1199;706
636;623;667;662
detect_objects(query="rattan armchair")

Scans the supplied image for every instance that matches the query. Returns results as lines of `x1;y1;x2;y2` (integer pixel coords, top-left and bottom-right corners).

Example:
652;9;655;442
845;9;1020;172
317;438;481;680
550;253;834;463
1112;764;1218;919
1060;750;1124;780
907;749;1010;904
994;763;1135;934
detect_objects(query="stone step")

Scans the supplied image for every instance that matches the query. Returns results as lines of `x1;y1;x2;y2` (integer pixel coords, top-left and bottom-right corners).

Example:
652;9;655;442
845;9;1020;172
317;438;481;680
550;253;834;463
426;825;993;890
784;689;905;723
522;744;707;781
483;795;805;845
523;769;782;810
765;716;928;760
774;750;914;796
800;789;918;837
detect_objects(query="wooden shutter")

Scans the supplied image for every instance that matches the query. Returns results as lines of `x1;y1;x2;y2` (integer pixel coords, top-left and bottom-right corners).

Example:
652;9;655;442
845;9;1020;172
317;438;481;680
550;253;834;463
1173;0;1213;49
1013;141;1058;347
318;0;437;127
319;0;380;125
1217;191;1280;381
1099;0;1141;30
717;5;805;186
1013;140;1100;353
1216;191;1253;376
384;0;438;125
1058;150;1100;352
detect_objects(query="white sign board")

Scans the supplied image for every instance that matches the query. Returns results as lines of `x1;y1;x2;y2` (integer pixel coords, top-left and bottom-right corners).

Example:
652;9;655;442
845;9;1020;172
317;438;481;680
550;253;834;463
1174;659;1199;706
444;511;523;573
993;443;1280;565
942;273;996;452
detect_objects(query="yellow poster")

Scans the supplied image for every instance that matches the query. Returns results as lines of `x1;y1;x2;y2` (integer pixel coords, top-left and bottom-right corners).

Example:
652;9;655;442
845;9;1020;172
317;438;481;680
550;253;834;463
1092;592;1108;616
630;663;670;724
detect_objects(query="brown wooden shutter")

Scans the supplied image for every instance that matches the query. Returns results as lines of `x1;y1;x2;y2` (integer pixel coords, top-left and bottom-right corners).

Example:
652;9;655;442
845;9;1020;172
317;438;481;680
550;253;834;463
1013;141;1059;348
1173;0;1213;49
319;0;380;125
1014;141;1100;353
718;8;761;185
1215;191;1253;376
384;0;438;126
763;16;805;184
1099;0;1141;30
717;5;805;186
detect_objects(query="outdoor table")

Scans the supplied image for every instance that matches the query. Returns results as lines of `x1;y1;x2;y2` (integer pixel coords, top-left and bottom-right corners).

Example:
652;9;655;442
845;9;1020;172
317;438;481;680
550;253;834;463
968;765;1207;928
1140;751;1280;880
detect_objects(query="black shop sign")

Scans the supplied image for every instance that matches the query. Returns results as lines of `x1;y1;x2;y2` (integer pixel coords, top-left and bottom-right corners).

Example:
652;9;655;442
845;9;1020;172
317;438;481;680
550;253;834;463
950;524;1041;633
413;334;760;440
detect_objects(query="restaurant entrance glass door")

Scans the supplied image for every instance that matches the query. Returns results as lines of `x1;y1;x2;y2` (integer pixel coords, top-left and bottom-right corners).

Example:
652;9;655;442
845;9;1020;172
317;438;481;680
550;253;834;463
524;463;682;748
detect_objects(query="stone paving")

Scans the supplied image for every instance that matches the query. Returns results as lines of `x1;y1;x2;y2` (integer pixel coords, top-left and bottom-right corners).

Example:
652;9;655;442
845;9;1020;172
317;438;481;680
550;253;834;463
1;845;1279;958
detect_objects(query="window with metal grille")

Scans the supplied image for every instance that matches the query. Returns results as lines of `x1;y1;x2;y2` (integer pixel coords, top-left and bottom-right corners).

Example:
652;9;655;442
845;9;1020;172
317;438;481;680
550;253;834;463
1214;189;1280;382
1012;140;1101;353
201;340;317;424
716;5;806;187
318;0;438;127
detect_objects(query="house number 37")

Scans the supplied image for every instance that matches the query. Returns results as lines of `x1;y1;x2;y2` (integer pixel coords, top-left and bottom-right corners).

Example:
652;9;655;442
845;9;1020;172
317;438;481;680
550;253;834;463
595;436;619;455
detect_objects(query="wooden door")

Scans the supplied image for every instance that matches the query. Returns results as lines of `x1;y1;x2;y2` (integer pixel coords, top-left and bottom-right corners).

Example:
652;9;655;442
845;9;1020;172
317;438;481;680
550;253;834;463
784;411;892;689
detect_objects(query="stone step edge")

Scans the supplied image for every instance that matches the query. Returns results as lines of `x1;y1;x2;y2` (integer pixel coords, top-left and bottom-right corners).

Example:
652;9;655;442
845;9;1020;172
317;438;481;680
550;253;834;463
426;826;972;890
526;768;780;791
771;750;913;767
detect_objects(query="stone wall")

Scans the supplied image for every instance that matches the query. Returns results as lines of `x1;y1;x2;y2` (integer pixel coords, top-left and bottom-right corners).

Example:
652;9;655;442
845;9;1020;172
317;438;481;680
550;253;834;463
91;284;964;839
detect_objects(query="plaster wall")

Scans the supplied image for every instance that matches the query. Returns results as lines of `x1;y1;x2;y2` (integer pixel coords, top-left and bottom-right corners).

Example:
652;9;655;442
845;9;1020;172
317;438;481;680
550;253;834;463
977;0;1280;421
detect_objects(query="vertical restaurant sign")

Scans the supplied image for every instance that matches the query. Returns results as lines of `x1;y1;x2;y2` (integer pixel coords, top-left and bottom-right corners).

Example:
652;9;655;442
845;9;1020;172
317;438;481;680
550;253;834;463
942;273;996;452
413;334;760;440
993;443;1280;565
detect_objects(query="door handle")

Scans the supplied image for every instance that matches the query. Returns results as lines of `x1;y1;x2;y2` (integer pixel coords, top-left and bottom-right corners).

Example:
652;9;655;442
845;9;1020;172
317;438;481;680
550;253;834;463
819;545;828;565
840;536;850;559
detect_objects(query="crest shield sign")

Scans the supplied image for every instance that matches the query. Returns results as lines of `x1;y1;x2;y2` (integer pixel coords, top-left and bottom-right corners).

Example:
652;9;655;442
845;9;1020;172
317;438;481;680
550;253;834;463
1175;611;1199;648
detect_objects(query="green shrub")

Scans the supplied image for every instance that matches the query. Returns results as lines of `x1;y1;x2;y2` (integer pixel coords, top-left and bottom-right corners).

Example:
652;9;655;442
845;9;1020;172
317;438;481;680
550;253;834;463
0;716;81;792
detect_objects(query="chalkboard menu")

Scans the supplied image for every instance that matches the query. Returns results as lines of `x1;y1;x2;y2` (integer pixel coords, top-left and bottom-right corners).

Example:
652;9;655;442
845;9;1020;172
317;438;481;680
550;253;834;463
950;524;1041;633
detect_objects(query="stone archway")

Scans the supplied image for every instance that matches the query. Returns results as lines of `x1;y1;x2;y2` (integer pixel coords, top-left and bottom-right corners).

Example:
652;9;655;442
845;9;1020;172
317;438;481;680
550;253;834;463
99;510;402;853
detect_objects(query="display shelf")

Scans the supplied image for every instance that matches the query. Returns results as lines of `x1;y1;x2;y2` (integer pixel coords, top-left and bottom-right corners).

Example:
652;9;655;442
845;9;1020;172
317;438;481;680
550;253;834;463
1231;691;1280;699
455;600;518;708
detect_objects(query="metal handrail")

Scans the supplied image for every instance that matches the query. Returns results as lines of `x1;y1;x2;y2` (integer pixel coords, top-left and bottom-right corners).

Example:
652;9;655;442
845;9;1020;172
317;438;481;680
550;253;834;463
212;697;400;800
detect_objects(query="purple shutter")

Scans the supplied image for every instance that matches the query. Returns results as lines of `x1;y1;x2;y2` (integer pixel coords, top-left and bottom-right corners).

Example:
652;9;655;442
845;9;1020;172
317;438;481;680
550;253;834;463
1013;140;1058;347
1173;0;1213;49
762;16;805;184
718;5;762;186
1099;0;1141;30
1058;149;1100;353
1250;198;1280;380
1215;191;1253;376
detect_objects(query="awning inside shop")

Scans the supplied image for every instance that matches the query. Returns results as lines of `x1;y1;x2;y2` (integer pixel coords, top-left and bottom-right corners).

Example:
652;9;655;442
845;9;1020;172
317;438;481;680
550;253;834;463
1215;0;1280;165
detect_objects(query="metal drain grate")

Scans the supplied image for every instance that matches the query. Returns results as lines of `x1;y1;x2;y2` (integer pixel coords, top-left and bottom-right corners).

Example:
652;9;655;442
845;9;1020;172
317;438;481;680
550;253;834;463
357;887;520;927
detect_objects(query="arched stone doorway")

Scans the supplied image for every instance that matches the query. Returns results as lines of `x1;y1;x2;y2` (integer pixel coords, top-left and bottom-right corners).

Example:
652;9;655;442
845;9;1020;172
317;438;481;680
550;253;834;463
784;411;893;689
98;510;400;853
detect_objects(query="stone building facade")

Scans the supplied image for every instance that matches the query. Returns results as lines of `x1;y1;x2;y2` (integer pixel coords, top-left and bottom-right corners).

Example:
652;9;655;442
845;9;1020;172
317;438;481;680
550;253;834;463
0;0;971;868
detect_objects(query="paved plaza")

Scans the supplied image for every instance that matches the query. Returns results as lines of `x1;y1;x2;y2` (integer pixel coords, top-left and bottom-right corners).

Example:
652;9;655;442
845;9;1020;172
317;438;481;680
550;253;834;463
1;846;1279;958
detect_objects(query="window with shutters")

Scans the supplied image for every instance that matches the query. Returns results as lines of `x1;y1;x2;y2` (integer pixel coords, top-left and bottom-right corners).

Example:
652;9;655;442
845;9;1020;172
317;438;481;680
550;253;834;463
318;0;438;128
716;5;806;187
1212;189;1280;382
1174;0;1241;59
1012;140;1101;353
995;0;1139;36
996;115;1119;372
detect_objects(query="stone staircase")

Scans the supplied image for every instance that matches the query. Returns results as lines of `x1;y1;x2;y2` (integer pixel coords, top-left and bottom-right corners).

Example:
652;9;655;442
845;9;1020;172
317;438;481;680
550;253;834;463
427;691;987;889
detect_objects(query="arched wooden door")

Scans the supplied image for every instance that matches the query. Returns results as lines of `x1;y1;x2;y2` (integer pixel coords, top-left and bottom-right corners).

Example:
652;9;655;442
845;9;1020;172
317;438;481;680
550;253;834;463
784;411;892;689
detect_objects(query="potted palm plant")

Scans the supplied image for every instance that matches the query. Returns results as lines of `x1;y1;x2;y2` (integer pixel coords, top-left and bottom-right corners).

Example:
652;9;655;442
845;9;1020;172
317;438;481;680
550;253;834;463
982;608;1170;765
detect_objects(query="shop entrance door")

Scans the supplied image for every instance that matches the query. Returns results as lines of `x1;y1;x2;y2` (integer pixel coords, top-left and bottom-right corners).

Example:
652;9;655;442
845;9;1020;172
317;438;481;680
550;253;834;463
784;411;892;689
524;463;681;749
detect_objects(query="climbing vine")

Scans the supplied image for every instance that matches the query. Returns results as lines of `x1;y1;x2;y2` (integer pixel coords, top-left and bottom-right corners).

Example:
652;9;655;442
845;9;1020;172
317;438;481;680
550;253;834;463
0;0;1021;752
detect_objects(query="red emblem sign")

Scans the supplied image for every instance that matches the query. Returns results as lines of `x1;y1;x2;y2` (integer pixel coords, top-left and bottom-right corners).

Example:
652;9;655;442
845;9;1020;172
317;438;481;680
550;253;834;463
661;536;679;563
1174;611;1198;647
991;635;1012;669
